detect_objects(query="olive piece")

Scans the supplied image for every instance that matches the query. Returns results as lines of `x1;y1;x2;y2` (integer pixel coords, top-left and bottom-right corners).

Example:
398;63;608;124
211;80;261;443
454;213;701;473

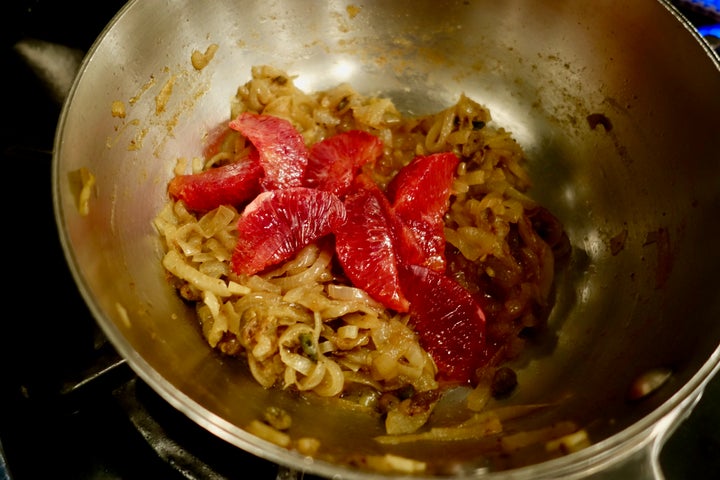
491;367;518;398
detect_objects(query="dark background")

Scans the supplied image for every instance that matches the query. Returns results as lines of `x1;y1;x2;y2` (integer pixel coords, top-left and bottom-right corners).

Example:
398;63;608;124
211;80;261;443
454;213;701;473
1;1;718;479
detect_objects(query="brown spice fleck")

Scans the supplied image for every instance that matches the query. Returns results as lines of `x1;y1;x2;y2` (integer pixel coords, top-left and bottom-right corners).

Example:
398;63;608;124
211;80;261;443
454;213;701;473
586;113;612;131
609;227;627;255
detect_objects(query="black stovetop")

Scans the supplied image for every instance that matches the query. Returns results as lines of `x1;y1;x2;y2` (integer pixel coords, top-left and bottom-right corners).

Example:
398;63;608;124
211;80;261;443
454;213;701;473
1;1;718;479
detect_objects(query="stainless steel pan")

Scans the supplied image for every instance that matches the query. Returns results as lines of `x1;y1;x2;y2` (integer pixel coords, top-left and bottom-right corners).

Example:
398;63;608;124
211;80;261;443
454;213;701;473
53;1;720;478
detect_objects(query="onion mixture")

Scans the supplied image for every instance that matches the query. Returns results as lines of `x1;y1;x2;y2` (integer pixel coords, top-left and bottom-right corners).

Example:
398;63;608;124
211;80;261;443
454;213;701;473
154;65;569;434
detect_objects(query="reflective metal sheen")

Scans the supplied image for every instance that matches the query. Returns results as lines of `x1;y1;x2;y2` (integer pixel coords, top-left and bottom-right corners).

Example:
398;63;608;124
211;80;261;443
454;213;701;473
53;1;720;478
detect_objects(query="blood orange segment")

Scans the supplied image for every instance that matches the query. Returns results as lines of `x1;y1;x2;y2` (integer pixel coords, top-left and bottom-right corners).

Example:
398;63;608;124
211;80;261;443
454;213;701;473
399;263;487;384
231;187;345;275
228;112;309;189
333;175;410;313
391;216;447;271
304;130;383;197
387;152;459;271
167;152;263;212
386;152;459;213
